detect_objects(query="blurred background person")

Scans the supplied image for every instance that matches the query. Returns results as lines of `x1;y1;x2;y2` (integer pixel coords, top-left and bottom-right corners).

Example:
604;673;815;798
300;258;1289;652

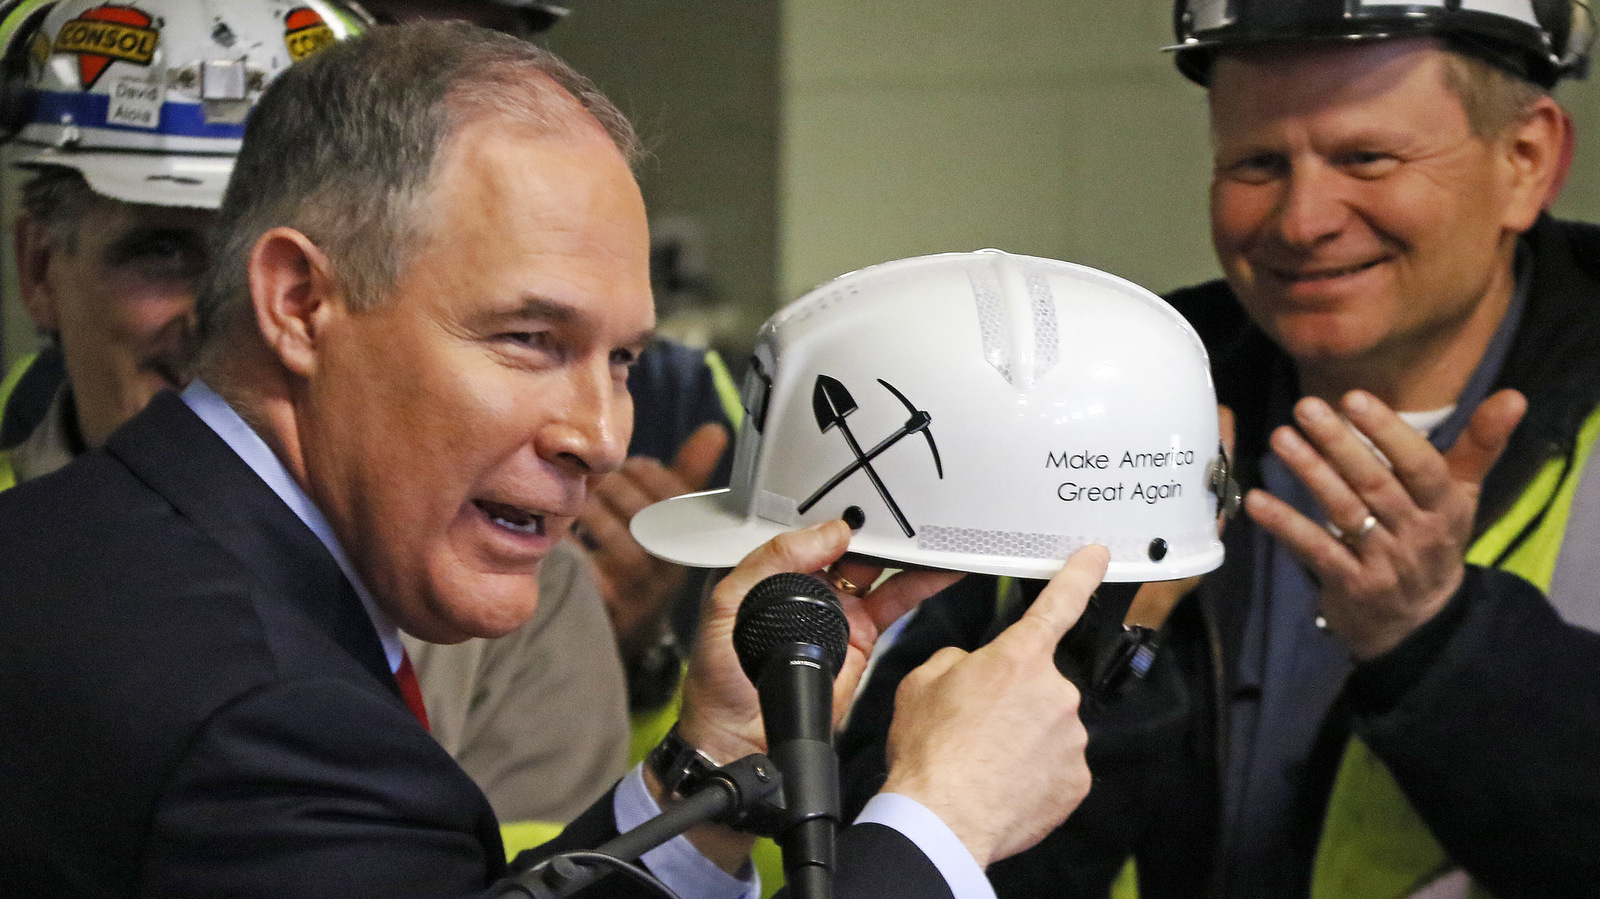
0;0;365;485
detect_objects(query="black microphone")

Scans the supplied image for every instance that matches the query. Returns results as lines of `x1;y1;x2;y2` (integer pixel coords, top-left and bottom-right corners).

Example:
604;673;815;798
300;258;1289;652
732;572;850;899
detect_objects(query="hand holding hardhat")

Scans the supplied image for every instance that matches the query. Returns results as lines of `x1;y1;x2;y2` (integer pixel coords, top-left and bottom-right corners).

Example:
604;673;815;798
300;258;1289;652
669;515;1105;870
646;249;1235;867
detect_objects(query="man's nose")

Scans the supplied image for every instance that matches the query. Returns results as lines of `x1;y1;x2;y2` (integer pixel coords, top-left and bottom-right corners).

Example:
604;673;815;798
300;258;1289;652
176;298;200;340
1273;162;1349;248
155;294;201;354
537;364;630;478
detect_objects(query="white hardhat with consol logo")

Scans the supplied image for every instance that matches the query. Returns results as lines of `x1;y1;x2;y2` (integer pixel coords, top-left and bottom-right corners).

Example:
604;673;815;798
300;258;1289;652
0;0;367;208
633;249;1236;583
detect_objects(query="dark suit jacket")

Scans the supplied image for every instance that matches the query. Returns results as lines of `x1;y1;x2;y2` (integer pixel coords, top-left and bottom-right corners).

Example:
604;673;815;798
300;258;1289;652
0;393;950;899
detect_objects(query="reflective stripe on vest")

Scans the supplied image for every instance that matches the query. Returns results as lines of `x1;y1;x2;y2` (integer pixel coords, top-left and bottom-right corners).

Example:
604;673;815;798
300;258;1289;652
0;353;39;493
1312;402;1600;899
704;349;745;431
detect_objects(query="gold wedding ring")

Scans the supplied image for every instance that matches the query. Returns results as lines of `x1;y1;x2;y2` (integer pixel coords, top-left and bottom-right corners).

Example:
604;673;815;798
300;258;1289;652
829;571;862;596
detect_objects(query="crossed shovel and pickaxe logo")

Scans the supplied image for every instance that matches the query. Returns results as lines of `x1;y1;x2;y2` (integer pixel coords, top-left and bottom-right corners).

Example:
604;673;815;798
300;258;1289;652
795;374;943;537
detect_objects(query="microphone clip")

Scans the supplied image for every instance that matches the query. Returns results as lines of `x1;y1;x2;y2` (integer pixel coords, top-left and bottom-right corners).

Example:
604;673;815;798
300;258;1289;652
647;725;788;835
498;748;789;898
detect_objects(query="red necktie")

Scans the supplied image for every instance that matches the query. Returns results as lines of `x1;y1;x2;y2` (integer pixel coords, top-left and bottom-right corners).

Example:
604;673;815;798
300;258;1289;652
394;650;430;731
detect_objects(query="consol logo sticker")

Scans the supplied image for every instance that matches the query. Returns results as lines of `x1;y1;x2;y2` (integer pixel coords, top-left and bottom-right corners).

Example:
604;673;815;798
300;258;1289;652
284;7;335;62
54;4;157;90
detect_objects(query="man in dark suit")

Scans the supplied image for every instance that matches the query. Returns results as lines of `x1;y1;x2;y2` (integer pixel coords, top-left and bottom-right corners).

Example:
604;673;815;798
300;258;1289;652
0;21;1107;898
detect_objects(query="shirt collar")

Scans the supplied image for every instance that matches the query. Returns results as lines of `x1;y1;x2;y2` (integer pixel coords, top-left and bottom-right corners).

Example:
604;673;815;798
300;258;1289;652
1421;239;1532;450
181;380;404;673
8;380;81;484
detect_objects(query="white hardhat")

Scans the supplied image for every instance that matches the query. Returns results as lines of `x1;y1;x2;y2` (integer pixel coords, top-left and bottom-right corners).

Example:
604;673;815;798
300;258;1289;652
633;250;1236;583
0;0;366;208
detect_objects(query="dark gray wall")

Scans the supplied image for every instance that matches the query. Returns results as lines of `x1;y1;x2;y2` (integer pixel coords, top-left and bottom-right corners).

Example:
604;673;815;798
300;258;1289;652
543;2;781;368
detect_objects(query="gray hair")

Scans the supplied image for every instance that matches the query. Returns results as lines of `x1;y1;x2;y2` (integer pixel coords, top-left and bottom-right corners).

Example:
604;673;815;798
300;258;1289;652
1438;45;1552;139
196;20;641;344
17;166;102;252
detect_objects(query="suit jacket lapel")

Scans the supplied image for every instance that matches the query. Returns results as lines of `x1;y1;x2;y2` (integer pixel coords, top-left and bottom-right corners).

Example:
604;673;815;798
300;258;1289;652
104;391;394;690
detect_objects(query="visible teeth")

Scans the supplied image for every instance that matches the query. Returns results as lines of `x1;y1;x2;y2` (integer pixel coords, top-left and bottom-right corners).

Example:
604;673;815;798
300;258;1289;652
475;500;543;535
492;514;542;535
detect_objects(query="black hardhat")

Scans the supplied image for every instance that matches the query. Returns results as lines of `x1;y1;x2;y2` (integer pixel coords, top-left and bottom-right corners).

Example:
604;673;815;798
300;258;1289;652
488;0;567;33
354;0;568;35
1169;0;1593;88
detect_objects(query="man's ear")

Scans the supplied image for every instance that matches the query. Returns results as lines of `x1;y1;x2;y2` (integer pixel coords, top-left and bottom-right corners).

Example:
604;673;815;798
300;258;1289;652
15;212;60;332
1501;96;1570;232
247;227;342;377
1543;106;1577;210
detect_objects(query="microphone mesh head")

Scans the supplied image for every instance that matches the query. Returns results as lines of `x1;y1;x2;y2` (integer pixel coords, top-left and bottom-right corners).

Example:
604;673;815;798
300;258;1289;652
732;572;850;682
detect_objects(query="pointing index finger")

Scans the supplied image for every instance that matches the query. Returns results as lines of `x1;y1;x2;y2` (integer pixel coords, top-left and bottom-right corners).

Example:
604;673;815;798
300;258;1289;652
1001;545;1110;653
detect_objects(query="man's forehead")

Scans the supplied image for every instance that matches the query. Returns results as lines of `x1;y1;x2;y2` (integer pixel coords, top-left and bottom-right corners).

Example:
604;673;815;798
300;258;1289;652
432;105;592;177
393;113;652;331
76;198;215;240
1207;37;1461;122
1211;36;1447;86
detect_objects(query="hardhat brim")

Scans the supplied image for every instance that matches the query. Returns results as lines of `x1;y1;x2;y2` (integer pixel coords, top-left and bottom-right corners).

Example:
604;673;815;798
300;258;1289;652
632;488;1224;583
631;488;790;571
1165;10;1573;89
12;146;232;209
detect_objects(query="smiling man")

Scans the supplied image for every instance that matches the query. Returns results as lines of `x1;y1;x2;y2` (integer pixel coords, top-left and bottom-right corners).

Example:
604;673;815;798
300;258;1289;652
1133;1;1600;895
1204;39;1547;413
0;0;361;485
838;2;1600;897
0;21;1109;897
2;187;209;477
1155;19;1600;894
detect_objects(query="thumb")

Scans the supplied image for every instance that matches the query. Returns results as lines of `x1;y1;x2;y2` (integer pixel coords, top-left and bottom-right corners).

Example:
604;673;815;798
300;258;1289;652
710;519;852;619
1446;389;1526;487
672;422;730;491
999;545;1110;654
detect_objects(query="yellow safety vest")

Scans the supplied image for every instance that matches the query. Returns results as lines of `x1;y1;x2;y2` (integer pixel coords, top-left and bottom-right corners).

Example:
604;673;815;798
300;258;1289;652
1114;403;1600;899
1311;402;1600;899
0;353;40;493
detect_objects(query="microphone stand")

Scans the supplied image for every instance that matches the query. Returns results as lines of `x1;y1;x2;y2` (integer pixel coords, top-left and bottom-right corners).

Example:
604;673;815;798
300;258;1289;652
757;644;840;899
494;754;784;899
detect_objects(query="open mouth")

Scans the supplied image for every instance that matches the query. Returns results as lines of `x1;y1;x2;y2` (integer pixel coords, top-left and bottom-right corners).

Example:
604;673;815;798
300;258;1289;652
473;499;545;536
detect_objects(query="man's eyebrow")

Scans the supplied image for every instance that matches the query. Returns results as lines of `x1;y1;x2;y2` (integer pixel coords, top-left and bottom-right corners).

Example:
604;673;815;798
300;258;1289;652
627;327;660;351
481;295;580;327
478;295;658;347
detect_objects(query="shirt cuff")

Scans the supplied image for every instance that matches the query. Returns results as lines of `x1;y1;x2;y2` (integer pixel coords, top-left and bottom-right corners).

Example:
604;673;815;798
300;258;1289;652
857;792;996;899
613;764;759;899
